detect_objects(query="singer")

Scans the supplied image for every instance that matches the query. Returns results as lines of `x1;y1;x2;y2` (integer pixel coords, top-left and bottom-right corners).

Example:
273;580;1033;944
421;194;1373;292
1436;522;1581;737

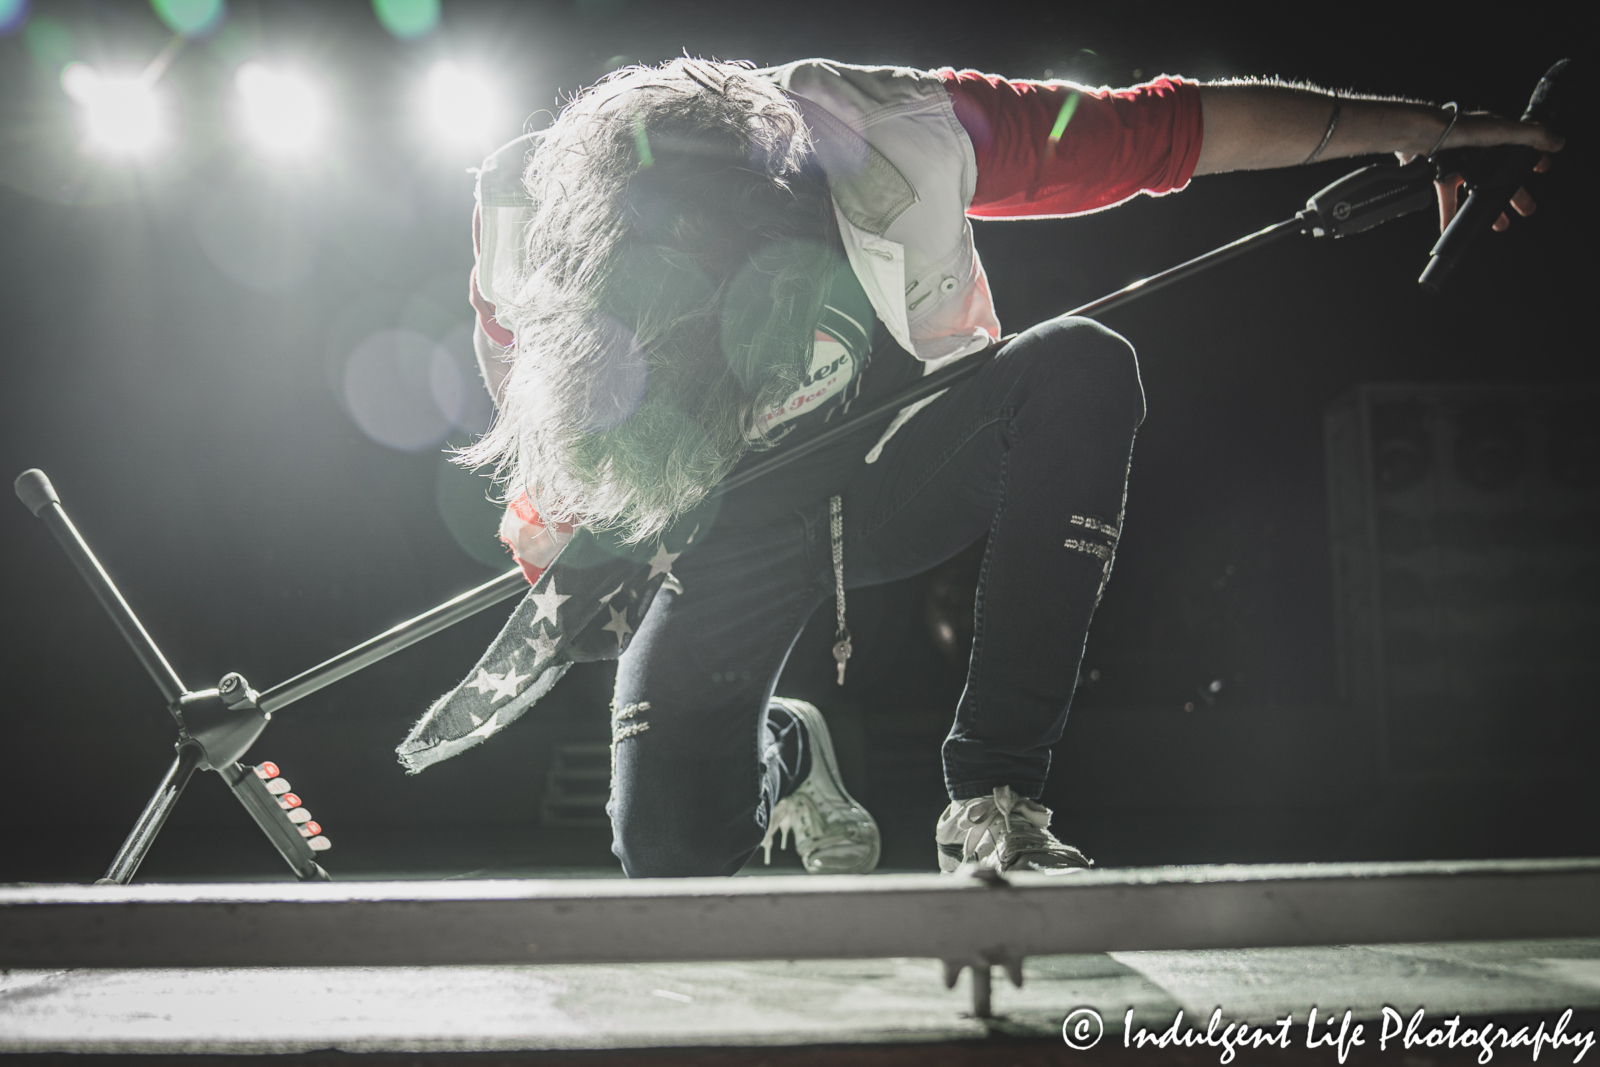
460;60;1560;878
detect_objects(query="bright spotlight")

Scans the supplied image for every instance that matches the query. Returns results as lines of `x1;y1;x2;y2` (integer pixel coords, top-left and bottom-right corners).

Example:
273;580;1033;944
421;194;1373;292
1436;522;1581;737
425;62;498;146
236;62;325;155
61;62;168;158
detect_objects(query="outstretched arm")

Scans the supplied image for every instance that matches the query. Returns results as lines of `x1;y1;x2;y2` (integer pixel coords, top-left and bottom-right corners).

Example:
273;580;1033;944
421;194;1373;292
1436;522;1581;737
1194;83;1565;229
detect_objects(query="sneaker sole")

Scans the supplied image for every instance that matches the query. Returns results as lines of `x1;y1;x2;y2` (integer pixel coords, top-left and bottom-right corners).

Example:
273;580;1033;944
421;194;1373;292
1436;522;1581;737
772;697;881;875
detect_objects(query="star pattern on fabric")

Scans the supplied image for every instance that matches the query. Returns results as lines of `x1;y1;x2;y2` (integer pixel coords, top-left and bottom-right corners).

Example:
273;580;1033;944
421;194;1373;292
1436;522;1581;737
468;669;498;696
488;666;528;703
598;581;626;605
600;605;633;649
528;582;571;628
646;543;681;580
524;629;559;668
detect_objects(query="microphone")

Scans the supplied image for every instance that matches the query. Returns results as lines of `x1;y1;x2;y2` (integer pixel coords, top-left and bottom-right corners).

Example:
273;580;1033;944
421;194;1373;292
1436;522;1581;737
1418;59;1568;294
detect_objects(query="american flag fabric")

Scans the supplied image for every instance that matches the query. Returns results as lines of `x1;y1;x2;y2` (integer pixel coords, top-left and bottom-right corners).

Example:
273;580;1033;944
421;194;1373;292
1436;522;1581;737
396;518;701;773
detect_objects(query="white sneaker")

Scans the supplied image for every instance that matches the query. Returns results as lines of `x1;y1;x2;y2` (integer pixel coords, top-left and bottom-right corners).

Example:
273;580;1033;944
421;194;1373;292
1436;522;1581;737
760;698;880;875
936;785;1092;874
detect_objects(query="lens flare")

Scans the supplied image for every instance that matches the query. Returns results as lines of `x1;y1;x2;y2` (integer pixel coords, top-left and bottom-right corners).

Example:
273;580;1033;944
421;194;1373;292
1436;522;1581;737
196;179;320;292
425;61;497;146
343;328;458;451
374;0;438;39
0;0;29;36
150;0;224;37
236;62;324;155
61;62;167;157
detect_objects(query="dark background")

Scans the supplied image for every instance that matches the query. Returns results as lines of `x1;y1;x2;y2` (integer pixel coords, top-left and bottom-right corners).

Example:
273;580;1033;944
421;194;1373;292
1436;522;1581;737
0;0;1591;883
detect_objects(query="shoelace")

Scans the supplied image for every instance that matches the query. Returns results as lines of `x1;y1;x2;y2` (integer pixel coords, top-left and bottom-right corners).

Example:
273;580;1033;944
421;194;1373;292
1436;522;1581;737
830;495;851;685
760;798;798;865
957;788;1054;863
761;780;870;865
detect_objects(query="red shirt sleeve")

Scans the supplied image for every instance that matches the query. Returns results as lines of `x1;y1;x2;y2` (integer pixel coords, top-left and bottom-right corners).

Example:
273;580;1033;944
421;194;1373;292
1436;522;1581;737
939;70;1203;219
470;202;516;349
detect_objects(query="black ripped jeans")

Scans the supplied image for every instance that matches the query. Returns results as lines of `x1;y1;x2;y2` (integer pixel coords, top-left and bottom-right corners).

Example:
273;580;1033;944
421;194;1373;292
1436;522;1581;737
607;316;1146;877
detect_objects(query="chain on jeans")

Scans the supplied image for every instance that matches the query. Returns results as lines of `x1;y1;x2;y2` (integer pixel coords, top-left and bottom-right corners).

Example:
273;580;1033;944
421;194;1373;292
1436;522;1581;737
829;494;851;685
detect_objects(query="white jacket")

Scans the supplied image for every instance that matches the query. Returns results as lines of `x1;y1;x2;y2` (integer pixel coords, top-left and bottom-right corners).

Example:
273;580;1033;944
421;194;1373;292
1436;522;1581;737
475;60;1000;370
763;59;1000;368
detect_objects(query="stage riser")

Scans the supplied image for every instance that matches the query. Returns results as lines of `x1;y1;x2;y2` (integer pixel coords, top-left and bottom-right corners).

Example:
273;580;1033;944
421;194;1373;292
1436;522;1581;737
3;859;1597;970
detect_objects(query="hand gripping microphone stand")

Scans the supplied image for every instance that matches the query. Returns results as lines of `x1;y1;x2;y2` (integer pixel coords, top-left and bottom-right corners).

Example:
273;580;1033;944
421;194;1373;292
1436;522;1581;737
1420;59;1568;293
13;64;1563;884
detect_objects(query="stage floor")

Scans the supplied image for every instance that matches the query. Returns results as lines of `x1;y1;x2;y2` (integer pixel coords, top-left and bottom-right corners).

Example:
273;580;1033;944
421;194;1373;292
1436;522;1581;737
3;940;1598;1055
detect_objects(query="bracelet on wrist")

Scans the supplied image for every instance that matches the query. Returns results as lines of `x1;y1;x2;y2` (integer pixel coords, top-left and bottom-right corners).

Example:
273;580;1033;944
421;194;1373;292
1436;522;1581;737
1426;102;1459;161
1301;98;1342;166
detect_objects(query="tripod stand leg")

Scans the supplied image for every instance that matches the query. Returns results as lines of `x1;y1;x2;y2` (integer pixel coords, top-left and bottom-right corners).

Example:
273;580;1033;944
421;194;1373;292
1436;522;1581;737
97;744;202;885
16;470;188;707
219;763;331;881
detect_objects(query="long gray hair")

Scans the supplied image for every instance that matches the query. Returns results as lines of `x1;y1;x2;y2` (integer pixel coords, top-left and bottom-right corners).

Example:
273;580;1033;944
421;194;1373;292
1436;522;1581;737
460;58;839;543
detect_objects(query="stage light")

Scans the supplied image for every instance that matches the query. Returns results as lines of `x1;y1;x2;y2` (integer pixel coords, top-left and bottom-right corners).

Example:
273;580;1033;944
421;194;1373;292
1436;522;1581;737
236;62;324;155
61;62;168;157
425;61;498;146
